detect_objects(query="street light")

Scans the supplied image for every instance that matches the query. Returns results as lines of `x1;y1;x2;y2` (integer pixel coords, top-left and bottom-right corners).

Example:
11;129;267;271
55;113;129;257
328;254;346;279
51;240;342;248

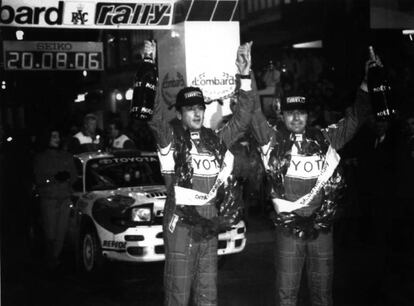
292;40;322;48
125;88;133;100
115;92;123;101
74;93;87;103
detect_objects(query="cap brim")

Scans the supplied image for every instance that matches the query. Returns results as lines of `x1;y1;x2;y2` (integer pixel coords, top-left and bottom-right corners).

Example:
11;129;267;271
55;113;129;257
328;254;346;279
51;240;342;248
174;98;206;109
281;103;309;111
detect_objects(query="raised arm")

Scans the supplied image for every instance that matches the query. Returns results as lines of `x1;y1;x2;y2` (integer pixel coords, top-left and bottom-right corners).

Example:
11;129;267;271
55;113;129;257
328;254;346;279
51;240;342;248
218;42;256;148
139;40;173;149
250;72;273;148
322;58;378;150
148;86;173;149
322;88;370;151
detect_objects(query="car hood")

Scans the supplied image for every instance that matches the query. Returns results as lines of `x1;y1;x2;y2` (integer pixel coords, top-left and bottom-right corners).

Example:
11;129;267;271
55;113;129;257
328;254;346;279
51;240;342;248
90;185;167;207
90;185;167;234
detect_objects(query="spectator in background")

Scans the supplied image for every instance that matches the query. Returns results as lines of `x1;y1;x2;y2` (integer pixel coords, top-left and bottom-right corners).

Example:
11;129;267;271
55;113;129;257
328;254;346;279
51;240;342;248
0;123;4;231
260;60;281;90
107;119;136;150
0;122;4;157
67;113;103;154
231;131;266;218
355;117;395;247
307;103;326;129
33;128;77;270
323;104;344;126
282;50;299;84
394;112;414;253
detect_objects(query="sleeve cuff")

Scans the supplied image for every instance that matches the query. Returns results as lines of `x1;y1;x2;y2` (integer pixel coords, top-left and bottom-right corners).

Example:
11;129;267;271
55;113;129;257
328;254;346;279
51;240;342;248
158;142;172;155
240;79;252;91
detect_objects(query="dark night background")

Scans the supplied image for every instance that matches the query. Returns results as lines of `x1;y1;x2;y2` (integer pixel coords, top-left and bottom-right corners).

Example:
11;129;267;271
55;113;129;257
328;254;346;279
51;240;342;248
1;0;414;305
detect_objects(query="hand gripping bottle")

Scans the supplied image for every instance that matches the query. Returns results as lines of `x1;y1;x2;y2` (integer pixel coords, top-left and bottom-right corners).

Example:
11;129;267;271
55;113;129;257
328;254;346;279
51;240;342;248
367;46;395;119
130;45;158;121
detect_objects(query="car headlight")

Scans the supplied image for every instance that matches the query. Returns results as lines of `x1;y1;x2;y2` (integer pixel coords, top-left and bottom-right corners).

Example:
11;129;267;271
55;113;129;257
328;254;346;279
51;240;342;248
131;206;152;222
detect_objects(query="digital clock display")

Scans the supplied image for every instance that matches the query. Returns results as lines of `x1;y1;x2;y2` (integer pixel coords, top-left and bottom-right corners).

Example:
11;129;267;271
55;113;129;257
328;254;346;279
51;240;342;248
3;41;104;71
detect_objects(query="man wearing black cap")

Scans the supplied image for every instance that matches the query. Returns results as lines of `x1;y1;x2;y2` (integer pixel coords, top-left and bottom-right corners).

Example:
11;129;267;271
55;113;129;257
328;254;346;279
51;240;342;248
148;41;255;306
251;58;378;306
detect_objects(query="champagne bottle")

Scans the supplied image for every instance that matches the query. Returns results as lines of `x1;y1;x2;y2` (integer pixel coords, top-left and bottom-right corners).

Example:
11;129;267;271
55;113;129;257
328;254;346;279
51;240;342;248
130;47;158;121
367;46;395;119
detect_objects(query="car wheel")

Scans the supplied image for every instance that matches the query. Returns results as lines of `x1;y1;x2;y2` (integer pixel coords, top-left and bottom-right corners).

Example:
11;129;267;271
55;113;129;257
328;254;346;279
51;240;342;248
79;226;104;274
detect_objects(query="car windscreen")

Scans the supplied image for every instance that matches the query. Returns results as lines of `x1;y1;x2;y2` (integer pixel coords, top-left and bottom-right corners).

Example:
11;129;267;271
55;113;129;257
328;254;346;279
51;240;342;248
85;155;164;191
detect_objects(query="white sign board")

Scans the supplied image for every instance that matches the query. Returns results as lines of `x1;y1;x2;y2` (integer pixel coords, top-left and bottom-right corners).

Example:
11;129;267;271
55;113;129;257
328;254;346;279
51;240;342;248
156;21;240;129
0;0;174;29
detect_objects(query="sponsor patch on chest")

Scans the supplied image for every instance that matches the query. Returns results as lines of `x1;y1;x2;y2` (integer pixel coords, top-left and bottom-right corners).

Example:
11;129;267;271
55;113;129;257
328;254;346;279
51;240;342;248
191;153;220;177
286;155;325;179
158;147;220;177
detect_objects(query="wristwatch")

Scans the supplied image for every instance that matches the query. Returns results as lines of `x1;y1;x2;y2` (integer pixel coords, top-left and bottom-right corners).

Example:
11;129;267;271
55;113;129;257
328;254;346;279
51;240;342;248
239;74;251;79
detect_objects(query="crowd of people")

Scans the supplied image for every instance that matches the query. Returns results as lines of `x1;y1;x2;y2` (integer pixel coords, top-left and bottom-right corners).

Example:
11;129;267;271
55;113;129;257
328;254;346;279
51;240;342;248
0;111;157;272
0;41;413;306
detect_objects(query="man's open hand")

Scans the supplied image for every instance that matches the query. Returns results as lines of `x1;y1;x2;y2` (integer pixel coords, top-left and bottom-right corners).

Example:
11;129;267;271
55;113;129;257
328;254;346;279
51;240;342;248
141;40;156;61
235;41;253;75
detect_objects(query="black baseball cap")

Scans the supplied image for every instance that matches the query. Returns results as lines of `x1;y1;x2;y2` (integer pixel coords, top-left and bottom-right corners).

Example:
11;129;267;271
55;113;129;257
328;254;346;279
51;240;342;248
174;87;206;109
280;88;309;112
281;96;308;111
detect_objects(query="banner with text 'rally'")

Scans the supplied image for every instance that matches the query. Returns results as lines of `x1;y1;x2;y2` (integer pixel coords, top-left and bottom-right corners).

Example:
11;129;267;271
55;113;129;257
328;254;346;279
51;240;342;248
0;0;174;29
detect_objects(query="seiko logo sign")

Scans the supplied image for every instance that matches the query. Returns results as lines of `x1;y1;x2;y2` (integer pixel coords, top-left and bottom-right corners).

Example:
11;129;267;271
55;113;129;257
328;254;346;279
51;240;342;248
95;2;171;26
161;72;185;106
0;1;64;25
36;42;72;51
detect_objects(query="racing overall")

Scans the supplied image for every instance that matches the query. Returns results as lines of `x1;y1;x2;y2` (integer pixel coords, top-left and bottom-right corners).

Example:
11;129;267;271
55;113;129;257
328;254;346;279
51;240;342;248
149;81;254;306
252;88;370;306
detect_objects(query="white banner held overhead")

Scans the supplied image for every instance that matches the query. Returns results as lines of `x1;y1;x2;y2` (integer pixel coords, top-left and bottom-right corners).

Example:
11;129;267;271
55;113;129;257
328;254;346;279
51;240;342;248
0;0;174;29
156;21;240;129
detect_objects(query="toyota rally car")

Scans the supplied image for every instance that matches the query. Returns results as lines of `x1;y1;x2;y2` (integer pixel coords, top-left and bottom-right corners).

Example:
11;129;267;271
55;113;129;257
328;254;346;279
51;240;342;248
67;150;246;274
